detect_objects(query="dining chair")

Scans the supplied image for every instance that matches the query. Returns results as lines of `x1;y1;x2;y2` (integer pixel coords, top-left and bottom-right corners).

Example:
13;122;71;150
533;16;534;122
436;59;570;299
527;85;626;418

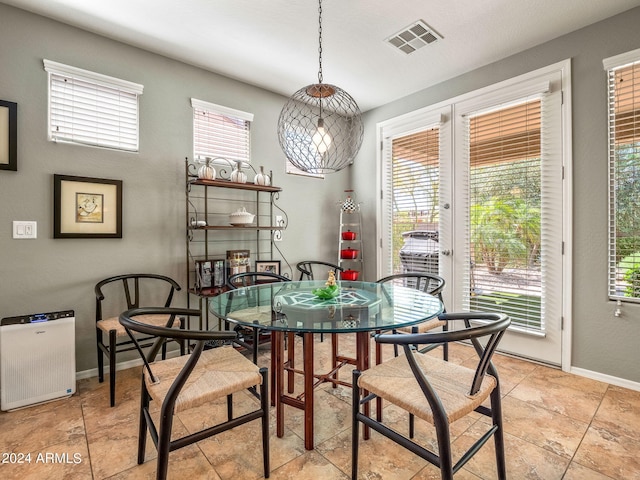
296;260;344;343
352;312;510;480
376;272;448;360
226;271;291;364
119;307;269;480
296;260;344;280
95;273;183;407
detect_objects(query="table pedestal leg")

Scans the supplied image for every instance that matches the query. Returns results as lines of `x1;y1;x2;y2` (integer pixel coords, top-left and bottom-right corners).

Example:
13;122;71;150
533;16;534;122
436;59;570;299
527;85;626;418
356;331;371;440
302;332;315;450
274;331;285;438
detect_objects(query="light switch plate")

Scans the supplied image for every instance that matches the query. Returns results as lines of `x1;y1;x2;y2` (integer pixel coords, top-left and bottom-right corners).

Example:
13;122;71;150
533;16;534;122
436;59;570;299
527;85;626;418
13;221;37;239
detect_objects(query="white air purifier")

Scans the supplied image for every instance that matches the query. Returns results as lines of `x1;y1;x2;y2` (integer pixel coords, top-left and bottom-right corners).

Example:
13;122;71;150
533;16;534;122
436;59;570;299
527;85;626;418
0;310;76;411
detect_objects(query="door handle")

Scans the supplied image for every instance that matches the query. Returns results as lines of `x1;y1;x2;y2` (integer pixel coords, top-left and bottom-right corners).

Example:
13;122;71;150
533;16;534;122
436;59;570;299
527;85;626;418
440;249;451;256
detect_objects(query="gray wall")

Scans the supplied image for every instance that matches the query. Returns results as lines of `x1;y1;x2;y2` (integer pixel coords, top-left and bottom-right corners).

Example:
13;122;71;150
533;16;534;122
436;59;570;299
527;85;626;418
353;8;640;383
0;3;348;372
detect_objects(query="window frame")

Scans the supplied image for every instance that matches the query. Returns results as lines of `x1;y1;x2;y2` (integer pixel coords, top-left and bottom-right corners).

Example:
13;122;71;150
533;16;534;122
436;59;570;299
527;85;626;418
604;48;640;302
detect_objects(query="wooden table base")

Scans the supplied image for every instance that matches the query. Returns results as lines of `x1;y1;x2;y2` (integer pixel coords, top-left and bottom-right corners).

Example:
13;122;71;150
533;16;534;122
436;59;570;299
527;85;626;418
272;330;371;450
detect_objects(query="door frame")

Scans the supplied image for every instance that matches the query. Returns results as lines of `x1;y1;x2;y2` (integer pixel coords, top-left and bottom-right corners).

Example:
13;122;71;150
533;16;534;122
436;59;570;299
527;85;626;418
376;59;573;371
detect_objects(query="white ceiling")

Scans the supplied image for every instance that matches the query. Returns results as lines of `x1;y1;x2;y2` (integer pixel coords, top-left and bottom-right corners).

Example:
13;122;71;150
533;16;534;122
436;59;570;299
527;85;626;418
3;0;640;111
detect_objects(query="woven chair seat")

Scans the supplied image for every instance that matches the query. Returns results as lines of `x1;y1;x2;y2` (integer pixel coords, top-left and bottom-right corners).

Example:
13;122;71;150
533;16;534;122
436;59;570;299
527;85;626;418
397;317;446;334
97;314;177;337
358;352;496;425
145;345;262;413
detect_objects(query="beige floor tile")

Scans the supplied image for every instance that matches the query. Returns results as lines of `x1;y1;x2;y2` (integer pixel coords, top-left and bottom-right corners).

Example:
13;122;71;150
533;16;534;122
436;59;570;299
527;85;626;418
454;421;570;480
0;436;92;480
563;461;617;480
0;394;85;453
499;395;589;458
508;365;607;423
573;423;640;480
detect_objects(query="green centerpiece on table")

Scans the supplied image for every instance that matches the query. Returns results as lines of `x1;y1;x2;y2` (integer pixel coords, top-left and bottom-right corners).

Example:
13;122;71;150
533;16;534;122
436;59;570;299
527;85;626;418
312;270;341;299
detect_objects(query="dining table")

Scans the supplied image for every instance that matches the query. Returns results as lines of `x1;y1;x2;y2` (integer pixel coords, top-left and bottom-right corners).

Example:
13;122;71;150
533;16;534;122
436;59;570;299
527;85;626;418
209;279;443;450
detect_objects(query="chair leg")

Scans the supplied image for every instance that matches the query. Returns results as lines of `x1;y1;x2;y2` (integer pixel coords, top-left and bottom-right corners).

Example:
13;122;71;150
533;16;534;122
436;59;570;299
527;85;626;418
433;415;454;480
252;327;259;364
227;394;233;421
138;379;150;465
490;388;507;479
156;402;175;480
97;329;104;383
259;368;270;478
109;330;117;407
351;370;361;480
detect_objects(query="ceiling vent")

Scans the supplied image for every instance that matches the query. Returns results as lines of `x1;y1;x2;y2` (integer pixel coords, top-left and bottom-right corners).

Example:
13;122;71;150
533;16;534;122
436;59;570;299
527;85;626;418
386;20;441;54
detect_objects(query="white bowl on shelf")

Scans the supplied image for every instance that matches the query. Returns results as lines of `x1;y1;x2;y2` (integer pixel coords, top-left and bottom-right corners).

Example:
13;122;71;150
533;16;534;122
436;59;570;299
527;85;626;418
229;207;255;225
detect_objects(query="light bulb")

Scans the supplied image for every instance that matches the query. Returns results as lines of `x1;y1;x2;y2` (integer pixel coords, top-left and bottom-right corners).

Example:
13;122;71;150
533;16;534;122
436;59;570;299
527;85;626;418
311;119;332;154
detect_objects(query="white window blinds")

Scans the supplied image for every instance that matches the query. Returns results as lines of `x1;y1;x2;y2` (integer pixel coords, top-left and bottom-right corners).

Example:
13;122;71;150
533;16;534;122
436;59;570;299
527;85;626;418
604;49;640;301
461;92;563;333
44;60;143;152
191;98;253;164
388;126;441;274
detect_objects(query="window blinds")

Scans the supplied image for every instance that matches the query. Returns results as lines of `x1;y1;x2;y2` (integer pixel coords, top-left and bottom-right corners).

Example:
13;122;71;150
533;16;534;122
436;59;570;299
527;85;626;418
605;58;640;300
389;128;441;274
463;97;551;332
191;98;253;164
44;60;143;152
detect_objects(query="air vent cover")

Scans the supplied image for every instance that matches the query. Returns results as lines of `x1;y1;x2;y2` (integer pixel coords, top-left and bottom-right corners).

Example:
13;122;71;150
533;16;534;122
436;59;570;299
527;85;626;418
386;20;441;54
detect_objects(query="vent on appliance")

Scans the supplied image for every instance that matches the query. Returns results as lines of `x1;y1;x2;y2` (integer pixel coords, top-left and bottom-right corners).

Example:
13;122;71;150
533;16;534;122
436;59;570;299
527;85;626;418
386;20;441;54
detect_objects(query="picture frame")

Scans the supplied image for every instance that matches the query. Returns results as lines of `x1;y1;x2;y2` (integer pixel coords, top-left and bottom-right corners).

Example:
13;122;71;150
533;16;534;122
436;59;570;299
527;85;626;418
54;174;122;238
194;259;227;290
0;100;17;171
227;249;250;283
255;260;281;280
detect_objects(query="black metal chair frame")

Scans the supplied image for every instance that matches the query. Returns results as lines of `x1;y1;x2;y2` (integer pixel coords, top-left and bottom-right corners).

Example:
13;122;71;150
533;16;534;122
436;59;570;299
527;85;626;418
296;260;344;280
352;312;510;480
226;271;291;364
296;260;344;343
95;273;183;407
119;307;270;480
377;272;448;360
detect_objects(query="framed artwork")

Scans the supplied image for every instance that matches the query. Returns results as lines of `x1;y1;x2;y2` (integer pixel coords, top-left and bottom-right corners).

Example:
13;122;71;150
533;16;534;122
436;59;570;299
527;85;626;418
54;174;122;238
227;249;250;283
255;260;281;280
0;100;17;171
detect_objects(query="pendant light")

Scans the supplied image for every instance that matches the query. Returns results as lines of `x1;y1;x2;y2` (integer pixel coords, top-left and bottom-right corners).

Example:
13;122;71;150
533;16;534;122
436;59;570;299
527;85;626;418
277;0;363;174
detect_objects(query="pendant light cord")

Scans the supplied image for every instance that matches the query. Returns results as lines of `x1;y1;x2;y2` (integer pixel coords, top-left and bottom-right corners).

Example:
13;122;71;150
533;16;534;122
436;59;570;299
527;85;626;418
318;0;323;84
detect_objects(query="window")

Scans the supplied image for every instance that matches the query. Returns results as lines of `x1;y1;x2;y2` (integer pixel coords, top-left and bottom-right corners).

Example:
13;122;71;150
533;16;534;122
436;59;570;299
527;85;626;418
43;60;143;152
191;98;253;164
605;49;640;301
463;97;547;331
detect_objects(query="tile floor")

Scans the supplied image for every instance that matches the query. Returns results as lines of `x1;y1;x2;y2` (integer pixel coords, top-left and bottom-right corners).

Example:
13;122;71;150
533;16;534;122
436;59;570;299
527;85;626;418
1;335;639;479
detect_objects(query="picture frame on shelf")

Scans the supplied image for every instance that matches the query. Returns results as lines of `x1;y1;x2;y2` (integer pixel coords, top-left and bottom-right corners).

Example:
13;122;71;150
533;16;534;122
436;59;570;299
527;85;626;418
0;100;17;172
194;260;213;290
53;174;122;238
255;260;281;280
227;249;250;283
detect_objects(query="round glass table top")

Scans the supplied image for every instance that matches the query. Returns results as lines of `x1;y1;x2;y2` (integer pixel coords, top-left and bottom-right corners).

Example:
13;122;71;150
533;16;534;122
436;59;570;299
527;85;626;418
209;280;443;334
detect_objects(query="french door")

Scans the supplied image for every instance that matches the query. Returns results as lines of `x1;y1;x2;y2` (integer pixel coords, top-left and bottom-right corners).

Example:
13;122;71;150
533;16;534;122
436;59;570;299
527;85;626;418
379;63;570;366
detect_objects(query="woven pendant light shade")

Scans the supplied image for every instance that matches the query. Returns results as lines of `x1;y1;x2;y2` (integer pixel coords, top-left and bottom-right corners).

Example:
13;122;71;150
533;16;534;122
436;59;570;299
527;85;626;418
278;83;363;174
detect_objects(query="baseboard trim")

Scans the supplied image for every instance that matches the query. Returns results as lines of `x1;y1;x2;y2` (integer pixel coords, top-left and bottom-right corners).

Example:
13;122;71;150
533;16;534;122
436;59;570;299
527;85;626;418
76;349;182;381
570;366;640;392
